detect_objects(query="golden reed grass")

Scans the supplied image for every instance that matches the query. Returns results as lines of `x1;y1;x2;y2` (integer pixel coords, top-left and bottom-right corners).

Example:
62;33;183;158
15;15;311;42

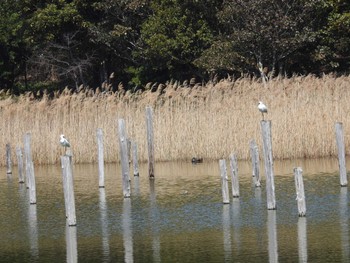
1;74;350;166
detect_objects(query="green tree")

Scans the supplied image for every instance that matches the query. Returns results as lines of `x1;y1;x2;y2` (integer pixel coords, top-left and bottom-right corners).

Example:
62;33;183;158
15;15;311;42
313;0;350;72
197;0;323;77
0;0;28;92
131;0;216;85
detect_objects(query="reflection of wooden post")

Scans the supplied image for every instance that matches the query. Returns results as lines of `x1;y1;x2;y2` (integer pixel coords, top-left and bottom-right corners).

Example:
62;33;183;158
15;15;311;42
335;122;348;186
118;119;131;198
267;211;278;262
294;167;306;217
250;139;261;187
219;159;230;204
96;128;105;188
261;121;276;210
229;153;239;198
298;217;308;263
16;146;24;183
146;106;155;178
132;141;139;176
6;143;12;174
61;156;77;226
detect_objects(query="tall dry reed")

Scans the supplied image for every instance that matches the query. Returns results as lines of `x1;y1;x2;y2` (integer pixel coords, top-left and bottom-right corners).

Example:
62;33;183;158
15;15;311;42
1;74;350;166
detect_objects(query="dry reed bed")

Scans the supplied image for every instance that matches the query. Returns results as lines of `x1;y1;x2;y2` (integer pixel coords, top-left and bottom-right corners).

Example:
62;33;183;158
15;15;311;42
0;74;349;166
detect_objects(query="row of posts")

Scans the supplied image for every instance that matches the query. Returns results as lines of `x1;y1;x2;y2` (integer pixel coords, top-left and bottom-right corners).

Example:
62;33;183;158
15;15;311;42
5;106;156;226
219;121;348;217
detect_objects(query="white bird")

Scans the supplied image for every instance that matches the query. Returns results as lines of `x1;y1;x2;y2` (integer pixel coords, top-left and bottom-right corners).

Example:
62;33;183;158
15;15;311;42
60;134;70;153
258;101;268;120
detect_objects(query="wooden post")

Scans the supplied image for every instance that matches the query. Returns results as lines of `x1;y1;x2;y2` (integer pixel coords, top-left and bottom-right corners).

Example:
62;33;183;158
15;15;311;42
96;128;105;188
6;143;12;174
24;133;36;204
24;133;32;188
132;141;139;176
146;106;155;178
229;153;239;198
260;121;276;210
219;159;230;204
29;161;37;204
250;139;261;187
16;146;24;183
127;138;132;165
335;122;348;186
61;156;77;226
118;119;131;198
294;167;306;217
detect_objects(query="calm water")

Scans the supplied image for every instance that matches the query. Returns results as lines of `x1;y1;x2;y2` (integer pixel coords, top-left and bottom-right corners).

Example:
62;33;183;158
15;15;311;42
0;158;349;262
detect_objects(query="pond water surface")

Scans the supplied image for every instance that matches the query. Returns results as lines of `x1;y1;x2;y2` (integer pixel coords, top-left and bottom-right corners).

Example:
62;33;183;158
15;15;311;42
0;158;349;262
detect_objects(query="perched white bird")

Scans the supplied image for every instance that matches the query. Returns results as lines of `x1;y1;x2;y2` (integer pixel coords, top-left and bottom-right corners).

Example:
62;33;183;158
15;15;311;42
60;134;70;152
258;101;268;120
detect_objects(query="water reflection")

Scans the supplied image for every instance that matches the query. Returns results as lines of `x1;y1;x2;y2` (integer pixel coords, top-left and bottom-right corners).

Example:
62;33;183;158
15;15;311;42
339;187;349;261
122;198;133;263
28;204;38;260
232;199;241;251
149;180;161;263
99;188;110;261
267;210;278;263
297;217;307;263
134;176;140;196
66;225;77;263
222;205;232;261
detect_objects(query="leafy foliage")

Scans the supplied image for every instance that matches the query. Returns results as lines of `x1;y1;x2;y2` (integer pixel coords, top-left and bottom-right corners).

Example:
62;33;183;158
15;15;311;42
0;0;349;92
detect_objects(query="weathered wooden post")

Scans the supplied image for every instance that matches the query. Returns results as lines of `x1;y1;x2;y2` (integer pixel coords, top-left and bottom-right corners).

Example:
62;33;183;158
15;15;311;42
335;122;348;186
219;159;230;204
229;153;239;198
127;138;132;165
260;121;276;210
118;119;131;198
16;146;24;183
132;141;139;176
146;106;155;178
61;155;77;226
250;139;261;187
294;167;306;217
96;128;105;188
24;133;36;204
6;143;12;174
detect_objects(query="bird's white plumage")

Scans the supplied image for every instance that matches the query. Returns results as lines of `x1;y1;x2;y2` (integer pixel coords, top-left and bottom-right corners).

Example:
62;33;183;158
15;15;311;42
60;134;70;148
258;101;268;113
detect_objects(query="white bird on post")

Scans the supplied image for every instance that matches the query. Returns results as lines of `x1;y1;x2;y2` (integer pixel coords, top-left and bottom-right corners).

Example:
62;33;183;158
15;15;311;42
258;101;268;120
60;134;71;154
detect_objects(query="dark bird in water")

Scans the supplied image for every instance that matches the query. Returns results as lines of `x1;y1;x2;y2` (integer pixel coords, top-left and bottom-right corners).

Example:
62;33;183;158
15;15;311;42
191;157;203;164
258;101;268;120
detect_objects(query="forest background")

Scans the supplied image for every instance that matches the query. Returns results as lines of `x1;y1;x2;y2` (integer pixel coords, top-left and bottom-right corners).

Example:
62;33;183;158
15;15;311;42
1;0;350;94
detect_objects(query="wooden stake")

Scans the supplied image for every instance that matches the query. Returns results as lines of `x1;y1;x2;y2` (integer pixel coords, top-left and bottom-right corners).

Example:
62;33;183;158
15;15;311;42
250;139;261;187
132;141;139;176
335;122;348;186
61;156;77;226
118;119;131;198
146;106;155;178
24;133;36;204
96;128;105;188
294;167;306;217
219;159;230;204
260;121;276;210
229;153;239;198
16;146;24;183
6;143;12;174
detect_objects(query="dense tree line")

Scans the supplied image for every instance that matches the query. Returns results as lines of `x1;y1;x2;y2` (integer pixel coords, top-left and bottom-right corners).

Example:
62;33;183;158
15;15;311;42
0;0;349;94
